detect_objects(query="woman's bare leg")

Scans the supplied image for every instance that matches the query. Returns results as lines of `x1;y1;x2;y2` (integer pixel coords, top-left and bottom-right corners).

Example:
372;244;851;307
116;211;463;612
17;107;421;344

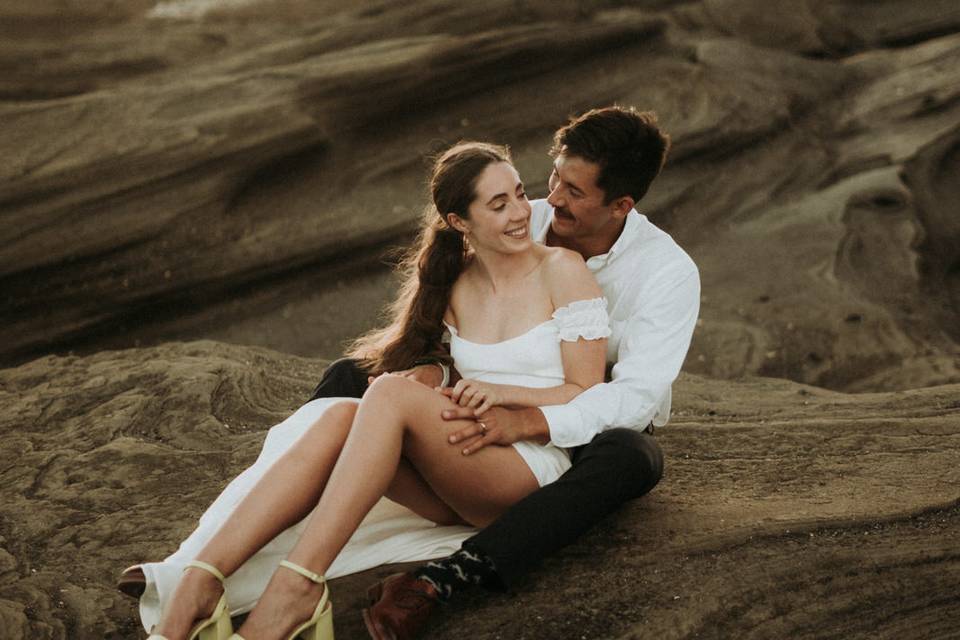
237;375;538;639
387;458;467;526
151;398;462;638
152;401;359;639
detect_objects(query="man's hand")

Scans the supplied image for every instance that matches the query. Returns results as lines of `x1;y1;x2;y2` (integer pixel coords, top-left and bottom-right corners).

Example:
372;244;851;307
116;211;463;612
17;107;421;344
367;363;444;389
439;379;503;416
443;406;550;455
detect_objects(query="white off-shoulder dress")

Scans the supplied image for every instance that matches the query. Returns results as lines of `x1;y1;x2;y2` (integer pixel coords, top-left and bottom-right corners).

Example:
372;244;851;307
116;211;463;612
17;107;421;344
445;296;610;485
138;297;610;632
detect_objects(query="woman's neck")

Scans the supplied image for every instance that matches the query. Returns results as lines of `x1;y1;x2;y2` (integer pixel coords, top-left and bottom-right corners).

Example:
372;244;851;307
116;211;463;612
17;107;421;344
468;246;542;294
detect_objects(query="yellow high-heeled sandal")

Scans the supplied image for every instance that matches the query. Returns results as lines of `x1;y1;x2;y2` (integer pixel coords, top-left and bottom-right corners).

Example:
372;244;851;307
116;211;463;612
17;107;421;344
148;560;233;640
229;559;333;640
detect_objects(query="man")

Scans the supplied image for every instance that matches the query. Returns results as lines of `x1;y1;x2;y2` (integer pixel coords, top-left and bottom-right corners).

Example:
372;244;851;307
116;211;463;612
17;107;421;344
314;106;700;639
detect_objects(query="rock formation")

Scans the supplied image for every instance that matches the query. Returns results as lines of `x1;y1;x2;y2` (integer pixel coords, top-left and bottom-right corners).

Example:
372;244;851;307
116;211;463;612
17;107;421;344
2;0;958;392
2;1;960;638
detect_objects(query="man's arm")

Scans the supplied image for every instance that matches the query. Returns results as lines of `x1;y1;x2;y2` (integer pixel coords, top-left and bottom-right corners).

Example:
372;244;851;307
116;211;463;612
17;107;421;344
366;359;450;389
447;260;700;451
542;262;700;447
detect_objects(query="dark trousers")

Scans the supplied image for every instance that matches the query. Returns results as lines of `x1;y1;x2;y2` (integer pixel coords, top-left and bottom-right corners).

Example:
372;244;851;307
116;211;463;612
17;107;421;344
309;358;664;588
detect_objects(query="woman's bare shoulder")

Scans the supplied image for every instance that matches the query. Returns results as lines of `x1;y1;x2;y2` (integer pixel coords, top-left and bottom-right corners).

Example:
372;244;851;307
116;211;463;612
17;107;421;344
538;245;590;282
540;245;587;267
537;246;601;305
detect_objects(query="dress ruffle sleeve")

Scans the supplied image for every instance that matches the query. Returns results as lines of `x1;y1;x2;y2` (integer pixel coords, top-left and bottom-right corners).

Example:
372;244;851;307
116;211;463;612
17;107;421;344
551;297;612;342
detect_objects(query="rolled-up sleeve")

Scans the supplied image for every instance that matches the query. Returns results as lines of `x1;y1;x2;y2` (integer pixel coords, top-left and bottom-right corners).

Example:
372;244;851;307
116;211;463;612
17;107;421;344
541;262;700;448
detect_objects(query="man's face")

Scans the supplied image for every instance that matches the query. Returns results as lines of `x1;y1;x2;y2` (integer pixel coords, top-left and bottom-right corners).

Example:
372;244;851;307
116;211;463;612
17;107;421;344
546;153;619;243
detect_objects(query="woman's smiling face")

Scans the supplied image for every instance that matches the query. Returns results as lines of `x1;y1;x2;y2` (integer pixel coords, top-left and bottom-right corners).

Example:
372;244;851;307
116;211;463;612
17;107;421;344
451;161;532;254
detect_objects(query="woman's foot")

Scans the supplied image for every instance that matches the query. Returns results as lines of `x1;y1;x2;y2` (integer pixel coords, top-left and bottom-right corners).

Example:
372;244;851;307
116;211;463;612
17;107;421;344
151;565;225;640
234;567;325;640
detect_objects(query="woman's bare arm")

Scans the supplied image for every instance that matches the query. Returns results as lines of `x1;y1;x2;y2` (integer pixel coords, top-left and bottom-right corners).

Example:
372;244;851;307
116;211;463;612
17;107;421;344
444;248;607;415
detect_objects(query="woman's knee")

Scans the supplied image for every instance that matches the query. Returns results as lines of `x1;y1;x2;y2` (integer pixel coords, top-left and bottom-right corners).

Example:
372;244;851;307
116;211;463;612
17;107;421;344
306;400;358;436
363;374;422;409
327;399;359;420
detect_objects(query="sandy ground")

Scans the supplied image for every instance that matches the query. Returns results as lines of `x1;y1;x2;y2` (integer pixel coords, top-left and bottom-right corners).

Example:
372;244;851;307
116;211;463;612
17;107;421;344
1;341;957;639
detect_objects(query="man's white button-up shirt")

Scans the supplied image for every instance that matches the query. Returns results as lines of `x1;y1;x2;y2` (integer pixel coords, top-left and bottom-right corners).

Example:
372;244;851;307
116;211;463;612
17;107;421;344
530;199;701;448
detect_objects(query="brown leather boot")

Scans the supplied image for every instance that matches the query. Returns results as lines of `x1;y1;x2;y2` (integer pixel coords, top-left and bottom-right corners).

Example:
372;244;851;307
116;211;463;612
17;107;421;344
362;572;440;640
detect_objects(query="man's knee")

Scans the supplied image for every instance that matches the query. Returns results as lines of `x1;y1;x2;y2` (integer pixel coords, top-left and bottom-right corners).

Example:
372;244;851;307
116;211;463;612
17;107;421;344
309;357;369;401
577;428;664;499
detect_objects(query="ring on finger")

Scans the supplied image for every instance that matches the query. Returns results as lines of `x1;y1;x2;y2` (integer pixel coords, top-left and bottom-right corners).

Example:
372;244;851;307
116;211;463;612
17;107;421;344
478;421;487;436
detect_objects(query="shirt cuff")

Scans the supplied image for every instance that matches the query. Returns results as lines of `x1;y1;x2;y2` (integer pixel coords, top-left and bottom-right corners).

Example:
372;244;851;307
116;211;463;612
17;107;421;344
540;403;595;448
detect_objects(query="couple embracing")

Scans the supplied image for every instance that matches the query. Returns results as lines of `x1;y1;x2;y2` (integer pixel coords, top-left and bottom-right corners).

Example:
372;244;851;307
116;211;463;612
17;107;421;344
122;105;700;640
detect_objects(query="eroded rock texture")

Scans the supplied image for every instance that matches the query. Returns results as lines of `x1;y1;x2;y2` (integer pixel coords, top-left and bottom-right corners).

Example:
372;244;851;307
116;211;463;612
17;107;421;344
1;342;957;639
3;2;960;639
2;0;958;392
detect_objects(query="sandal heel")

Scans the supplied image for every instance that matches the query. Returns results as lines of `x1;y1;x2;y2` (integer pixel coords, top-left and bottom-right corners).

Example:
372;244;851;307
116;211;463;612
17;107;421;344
184;561;233;640
279;560;334;640
197;594;233;640
300;602;333;640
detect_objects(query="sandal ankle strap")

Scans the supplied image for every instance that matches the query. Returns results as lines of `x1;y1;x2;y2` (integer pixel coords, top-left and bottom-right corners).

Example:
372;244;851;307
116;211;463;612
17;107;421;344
185;560;226;584
279;560;325;585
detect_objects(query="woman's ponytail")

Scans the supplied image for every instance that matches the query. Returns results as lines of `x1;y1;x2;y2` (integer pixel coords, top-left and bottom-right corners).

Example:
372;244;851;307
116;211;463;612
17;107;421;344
348;142;511;374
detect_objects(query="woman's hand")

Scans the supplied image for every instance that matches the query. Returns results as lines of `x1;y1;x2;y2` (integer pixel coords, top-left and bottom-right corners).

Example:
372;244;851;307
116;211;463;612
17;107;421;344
440;379;503;416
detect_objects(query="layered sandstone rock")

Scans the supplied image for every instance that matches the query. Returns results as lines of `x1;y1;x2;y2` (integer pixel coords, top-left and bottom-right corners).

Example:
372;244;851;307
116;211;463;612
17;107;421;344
1;0;957;393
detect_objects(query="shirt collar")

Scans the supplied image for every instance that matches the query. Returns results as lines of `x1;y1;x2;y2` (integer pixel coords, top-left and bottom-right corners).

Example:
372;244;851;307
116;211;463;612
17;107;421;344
533;212;552;243
582;209;645;269
536;207;646;267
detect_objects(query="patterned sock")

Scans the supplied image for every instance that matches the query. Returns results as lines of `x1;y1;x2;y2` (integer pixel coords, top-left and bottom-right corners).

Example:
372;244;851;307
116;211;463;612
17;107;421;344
413;547;499;602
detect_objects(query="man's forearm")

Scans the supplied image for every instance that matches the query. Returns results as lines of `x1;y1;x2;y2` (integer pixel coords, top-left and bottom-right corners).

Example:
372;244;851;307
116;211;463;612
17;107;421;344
515;406;550;445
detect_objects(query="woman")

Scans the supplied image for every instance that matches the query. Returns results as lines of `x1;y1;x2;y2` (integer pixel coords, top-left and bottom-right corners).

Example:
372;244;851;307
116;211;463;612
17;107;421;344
137;142;610;640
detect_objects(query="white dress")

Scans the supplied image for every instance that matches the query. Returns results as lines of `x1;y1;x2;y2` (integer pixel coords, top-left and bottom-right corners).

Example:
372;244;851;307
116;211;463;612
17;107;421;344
138;297;610;632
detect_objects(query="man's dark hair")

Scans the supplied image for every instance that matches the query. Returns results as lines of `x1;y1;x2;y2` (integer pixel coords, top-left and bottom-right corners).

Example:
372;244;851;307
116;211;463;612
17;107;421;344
550;105;671;204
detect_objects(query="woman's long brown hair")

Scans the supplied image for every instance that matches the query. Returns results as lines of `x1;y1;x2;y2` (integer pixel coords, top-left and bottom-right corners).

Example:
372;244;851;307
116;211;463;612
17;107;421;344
348;142;512;374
